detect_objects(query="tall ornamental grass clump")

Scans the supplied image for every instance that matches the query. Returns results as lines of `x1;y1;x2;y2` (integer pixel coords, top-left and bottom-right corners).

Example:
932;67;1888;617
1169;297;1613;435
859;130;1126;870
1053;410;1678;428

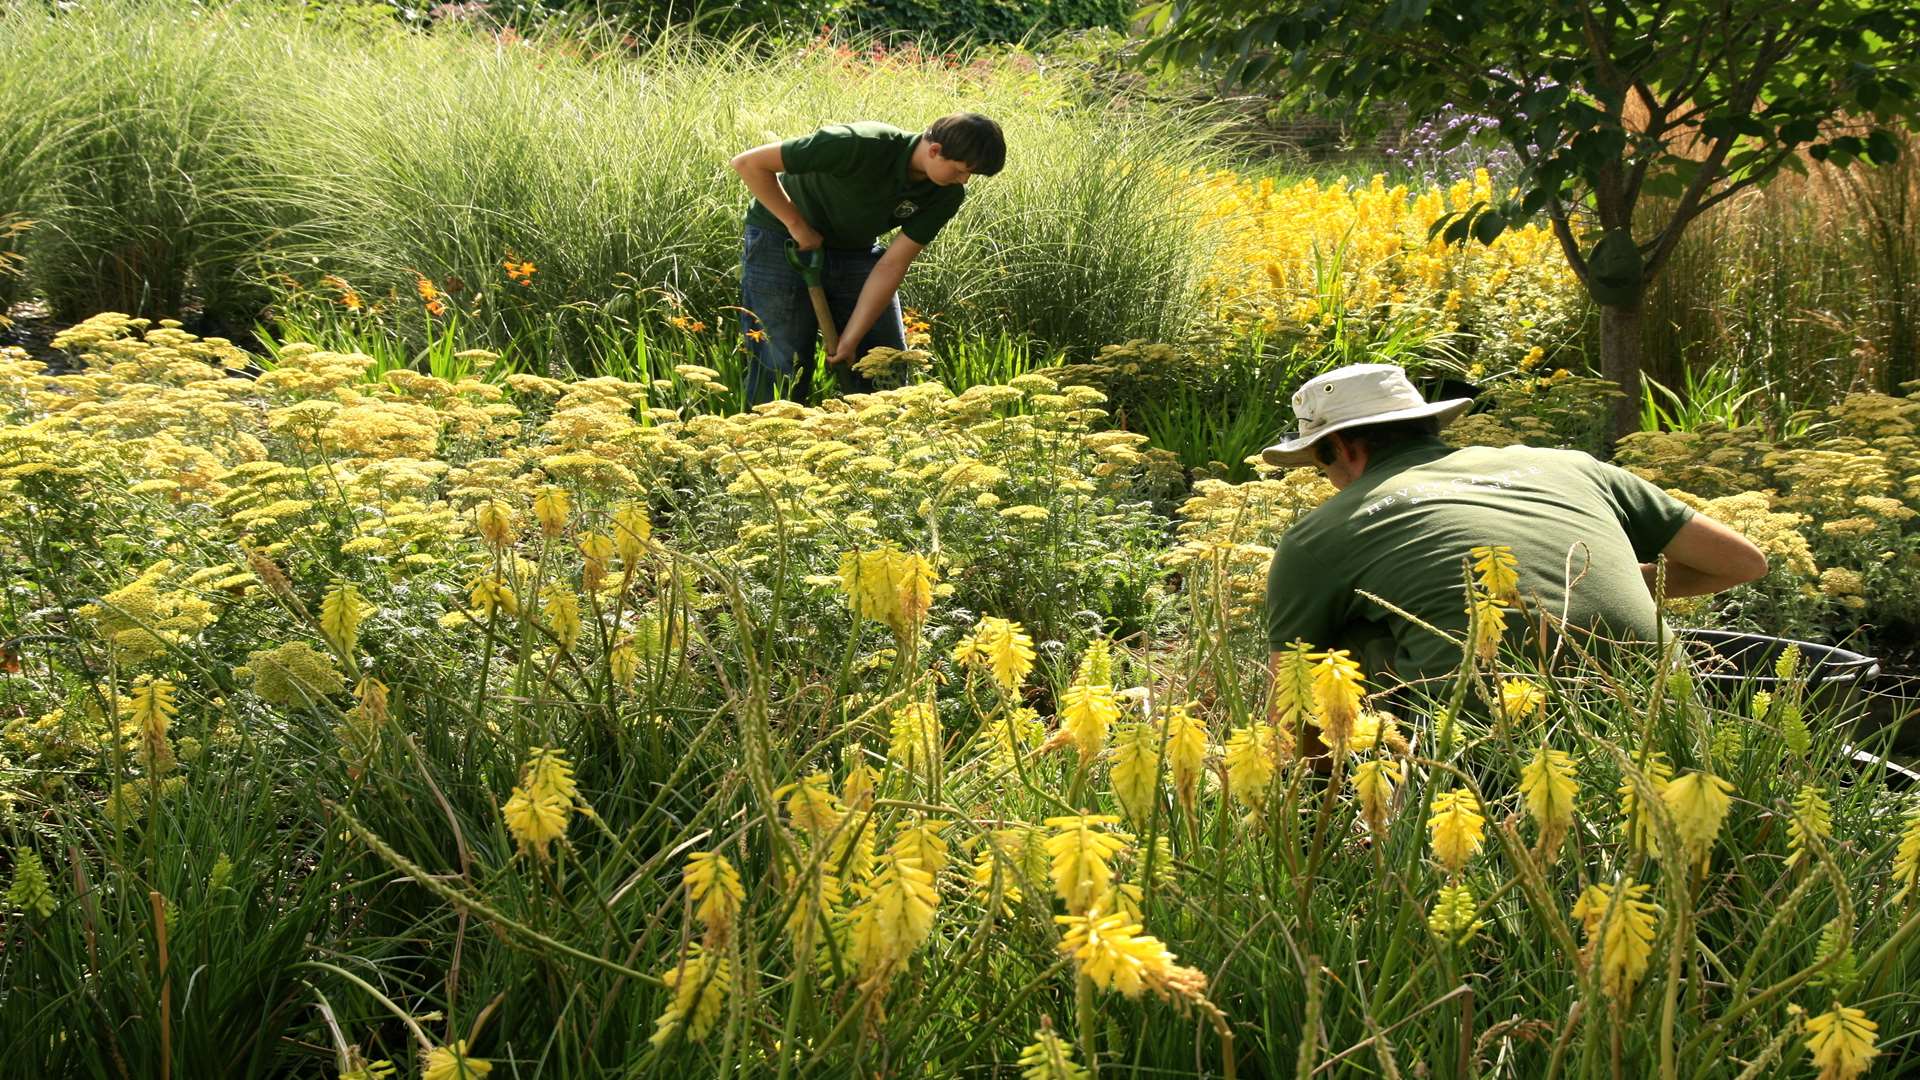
3;317;1917;1077
0;1;1225;363
0;6;281;322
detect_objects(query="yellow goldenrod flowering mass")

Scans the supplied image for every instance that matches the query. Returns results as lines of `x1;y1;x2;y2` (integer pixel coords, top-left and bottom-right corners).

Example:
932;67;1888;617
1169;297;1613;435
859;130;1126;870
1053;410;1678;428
1803;1003;1879;1080
1189;170;1578;368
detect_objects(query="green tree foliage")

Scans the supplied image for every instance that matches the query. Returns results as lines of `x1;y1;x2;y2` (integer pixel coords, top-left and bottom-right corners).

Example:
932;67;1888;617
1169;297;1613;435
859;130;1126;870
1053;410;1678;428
845;0;1128;44
1145;0;1920;438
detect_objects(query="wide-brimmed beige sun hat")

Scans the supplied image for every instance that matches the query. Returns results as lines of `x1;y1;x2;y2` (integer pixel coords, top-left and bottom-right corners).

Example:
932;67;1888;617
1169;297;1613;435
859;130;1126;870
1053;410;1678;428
1261;364;1473;467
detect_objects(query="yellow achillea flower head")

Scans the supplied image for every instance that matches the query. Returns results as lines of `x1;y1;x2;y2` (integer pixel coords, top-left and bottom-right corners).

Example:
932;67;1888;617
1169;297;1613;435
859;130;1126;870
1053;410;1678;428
777;772;842;838
502;746;576;859
320;582;371;657
1892;803;1920;904
1224;723;1279;815
248;642;348;706
421;1040;491;1080
1427;789;1485;874
1055;908;1202;999
1519;744;1578;856
1044;815;1131;915
1470;544;1520;604
1351;758;1402;836
1059;680;1120;758
954;616;1035;693
651;945;730;1048
1617;752;1673;856
1017;1021;1088;1080
1498;677;1543;721
1572;878;1659;1002
1789;785;1834;869
1163;703;1208;818
1803;1003;1879;1080
684;850;745;939
1110;721;1163;824
1427;883;1484;944
532;485;571;536
1310;649;1365;748
1660;771;1735;860
848;849;939;980
887;701;941;780
540;585;582;652
837;547;937;639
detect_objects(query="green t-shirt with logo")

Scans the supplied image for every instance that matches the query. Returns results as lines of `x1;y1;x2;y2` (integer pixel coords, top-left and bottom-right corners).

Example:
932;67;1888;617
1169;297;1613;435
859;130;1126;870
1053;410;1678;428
1262;437;1696;685
744;121;965;249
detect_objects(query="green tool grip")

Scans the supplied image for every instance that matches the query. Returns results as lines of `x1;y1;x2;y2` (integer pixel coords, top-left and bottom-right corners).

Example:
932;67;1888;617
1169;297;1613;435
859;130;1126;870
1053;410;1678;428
783;237;824;287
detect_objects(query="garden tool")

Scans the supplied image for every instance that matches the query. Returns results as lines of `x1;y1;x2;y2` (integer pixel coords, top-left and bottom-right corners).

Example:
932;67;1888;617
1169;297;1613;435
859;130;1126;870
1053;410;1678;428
785;238;841;358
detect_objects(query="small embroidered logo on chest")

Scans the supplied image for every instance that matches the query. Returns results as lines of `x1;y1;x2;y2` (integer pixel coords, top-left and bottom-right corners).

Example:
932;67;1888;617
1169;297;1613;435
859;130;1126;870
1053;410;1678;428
893;200;918;218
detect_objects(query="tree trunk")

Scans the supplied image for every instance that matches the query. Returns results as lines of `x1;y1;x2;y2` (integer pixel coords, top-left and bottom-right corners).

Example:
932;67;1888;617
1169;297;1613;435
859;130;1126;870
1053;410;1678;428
1598;300;1644;448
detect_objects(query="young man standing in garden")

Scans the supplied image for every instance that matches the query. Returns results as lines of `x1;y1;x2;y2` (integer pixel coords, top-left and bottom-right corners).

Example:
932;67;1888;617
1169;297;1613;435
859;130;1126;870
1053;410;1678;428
1260;364;1771;757
730;113;1004;406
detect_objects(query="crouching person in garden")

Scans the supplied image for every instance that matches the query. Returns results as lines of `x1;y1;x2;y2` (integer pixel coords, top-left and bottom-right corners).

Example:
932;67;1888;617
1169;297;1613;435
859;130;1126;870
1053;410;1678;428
1260;363;1770;761
730;112;1005;406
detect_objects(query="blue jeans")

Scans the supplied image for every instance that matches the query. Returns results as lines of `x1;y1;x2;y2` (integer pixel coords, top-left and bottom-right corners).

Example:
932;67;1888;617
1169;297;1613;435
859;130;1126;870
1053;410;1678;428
738;223;906;406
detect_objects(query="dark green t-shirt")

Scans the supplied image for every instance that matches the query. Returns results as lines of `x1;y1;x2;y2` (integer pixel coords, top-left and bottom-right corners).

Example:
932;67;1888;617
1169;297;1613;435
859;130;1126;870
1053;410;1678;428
1262;437;1696;684
744;121;965;249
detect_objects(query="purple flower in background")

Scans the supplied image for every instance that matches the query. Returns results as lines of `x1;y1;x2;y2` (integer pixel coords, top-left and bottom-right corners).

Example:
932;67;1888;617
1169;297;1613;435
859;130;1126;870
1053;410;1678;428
1385;104;1532;187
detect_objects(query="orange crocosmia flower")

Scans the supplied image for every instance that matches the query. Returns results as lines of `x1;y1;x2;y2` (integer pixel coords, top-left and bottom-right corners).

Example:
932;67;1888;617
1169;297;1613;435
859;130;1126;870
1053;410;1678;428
415;275;439;301
746;329;767;343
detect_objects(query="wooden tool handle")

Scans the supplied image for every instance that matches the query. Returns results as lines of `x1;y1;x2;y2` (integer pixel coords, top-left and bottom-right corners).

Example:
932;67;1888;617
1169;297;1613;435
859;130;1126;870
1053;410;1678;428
808;286;841;356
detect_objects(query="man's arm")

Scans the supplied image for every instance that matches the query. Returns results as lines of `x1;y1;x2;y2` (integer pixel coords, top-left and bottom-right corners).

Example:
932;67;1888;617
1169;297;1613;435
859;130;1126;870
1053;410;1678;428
1643;514;1770;598
830;237;922;366
730;143;824;250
